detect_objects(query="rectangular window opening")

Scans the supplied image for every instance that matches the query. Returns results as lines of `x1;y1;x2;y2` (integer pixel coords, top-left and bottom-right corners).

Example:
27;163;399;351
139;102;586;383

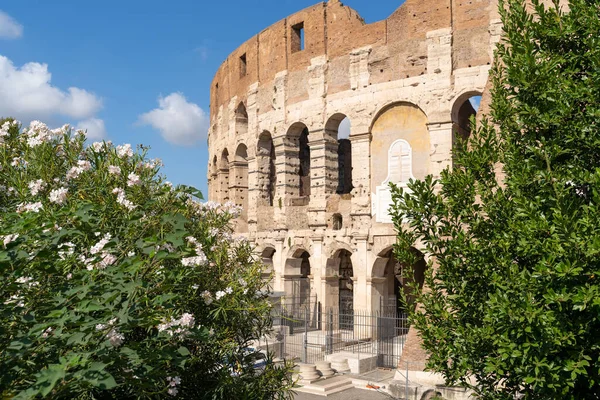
292;22;305;53
239;53;247;77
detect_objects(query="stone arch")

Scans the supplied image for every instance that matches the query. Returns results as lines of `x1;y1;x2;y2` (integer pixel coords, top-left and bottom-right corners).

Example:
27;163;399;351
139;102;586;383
286;122;311;198
256;131;276;206
219;149;230;203
259;246;276;288
235;102;248;136
370;102;429;223
325;247;355;324
371;246;426;316
210;155;218;201
369;101;429;133
451;90;483;143
232;144;249;224
284;248;312;309
325;113;353;195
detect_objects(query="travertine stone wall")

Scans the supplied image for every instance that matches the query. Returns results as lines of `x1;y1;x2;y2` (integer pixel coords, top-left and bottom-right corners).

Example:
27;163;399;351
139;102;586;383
208;0;500;369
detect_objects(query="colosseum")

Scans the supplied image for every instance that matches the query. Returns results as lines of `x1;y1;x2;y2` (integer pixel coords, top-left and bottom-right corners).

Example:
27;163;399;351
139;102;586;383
207;0;500;365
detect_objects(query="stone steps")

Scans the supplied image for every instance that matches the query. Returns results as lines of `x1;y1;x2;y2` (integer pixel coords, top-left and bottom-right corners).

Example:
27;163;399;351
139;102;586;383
295;376;355;397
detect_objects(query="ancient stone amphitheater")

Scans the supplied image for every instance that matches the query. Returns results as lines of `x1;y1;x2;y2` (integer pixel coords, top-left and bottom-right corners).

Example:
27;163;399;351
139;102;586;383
207;0;501;362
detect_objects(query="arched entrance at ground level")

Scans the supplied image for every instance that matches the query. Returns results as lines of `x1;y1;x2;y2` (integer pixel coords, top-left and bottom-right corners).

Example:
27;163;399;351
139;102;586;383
326;249;354;329
284;249;312;310
372;247;426;317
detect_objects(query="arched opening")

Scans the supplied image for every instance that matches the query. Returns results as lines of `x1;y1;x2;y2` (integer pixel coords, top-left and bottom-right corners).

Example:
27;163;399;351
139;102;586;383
219;149;230;203
452;93;482;144
260;247;276;289
373;247;426;317
325;114;353;195
325;249;354;329
286;123;310;199
332;213;343;231
370;103;428;223
257;131;276;206
232;144;248;222
235;102;248;136
210;156;218;201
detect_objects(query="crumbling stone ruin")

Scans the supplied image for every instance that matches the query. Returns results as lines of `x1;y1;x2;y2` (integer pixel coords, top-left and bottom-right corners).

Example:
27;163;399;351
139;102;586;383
207;0;503;365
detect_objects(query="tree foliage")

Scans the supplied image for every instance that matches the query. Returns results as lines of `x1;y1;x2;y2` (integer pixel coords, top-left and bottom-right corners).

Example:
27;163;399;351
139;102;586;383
0;119;293;399
390;0;600;398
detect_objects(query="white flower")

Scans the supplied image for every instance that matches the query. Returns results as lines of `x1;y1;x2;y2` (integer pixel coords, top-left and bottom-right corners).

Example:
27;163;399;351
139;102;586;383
201;291;213;305
10;157;21;167
107;328;124;347
238;278;247;287
91;142;104;152
181;252;208;267
225;287;233;295
127;173;141;187
77;160;92;171
215;291;226;300
128;251;135;257
66;273;73;280
97;253;117;269
116;144;133;158
167;388;178;396
180;313;195;328
112;187;136;211
41;327;53;338
108;165;121;176
2;234;19;247
28;180;47;196
49;188;68;205
16;202;43;213
90;234;111;255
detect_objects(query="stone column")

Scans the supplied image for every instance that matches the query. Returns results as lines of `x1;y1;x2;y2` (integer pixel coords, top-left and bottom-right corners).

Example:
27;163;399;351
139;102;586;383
349;133;371;230
427;121;454;179
246;154;258;233
307;132;337;230
310;236;325;308
351;235;369;312
273;237;286;293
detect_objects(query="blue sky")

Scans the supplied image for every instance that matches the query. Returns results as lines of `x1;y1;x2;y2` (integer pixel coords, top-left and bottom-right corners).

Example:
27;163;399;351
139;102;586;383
0;1;404;196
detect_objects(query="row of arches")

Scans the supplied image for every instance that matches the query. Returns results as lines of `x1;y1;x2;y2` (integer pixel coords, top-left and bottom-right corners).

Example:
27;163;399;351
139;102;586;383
211;93;481;217
263;244;426;321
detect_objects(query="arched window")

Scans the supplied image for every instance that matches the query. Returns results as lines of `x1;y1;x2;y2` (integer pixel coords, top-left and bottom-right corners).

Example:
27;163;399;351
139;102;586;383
235;102;248;136
332;213;343;231
232;144;248;219
257;132;276;206
325;114;353;195
286;123;310;199
219;149;230;203
452;93;482;143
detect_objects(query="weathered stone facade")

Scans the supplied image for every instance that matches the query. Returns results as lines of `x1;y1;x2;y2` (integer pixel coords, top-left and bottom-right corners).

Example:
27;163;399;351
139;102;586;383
208;0;501;366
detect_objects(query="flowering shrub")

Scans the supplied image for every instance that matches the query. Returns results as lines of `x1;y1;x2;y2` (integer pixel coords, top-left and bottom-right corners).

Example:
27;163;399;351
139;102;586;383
0;119;293;399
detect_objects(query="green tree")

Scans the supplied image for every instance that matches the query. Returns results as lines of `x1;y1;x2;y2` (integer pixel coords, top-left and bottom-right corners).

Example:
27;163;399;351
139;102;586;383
390;0;600;398
0;120;293;399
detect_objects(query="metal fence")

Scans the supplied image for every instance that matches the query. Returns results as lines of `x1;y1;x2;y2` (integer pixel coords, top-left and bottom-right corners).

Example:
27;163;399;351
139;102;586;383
264;297;409;369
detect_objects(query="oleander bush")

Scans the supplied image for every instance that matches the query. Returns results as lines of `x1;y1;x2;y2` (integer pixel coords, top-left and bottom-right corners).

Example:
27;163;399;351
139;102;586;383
0;119;293;399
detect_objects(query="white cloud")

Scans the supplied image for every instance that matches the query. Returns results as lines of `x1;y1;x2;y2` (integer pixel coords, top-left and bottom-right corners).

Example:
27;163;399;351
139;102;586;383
0;11;23;39
76;118;107;140
0;55;103;122
138;92;208;146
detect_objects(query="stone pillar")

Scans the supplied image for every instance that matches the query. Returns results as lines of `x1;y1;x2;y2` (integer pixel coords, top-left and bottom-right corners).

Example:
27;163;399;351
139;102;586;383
349;133;371;230
427;122;454;179
247;154;258;233
273;237;286;293
218;166;230;204
352;235;369;312
311;236;325;309
307;132;337;230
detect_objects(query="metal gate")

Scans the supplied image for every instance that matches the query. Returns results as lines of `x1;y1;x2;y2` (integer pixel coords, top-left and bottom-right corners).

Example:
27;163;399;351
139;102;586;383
268;300;409;369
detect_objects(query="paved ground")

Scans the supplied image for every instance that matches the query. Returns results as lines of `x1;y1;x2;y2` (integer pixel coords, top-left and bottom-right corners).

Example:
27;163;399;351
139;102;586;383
294;388;396;400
